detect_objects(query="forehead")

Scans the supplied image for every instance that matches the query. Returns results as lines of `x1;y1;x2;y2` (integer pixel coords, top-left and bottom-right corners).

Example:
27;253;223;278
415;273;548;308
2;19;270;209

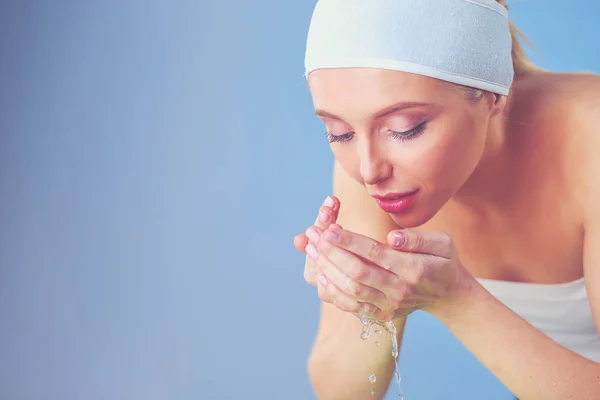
308;68;456;113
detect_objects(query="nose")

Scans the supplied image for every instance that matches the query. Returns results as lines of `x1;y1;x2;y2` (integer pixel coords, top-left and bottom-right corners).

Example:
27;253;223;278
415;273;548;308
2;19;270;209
358;140;392;186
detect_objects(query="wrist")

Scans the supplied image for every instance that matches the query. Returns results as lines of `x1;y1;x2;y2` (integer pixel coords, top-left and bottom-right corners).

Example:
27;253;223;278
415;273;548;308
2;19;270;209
427;273;488;324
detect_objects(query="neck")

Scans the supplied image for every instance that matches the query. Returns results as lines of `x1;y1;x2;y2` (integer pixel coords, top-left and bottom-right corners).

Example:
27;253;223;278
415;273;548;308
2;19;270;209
452;96;515;213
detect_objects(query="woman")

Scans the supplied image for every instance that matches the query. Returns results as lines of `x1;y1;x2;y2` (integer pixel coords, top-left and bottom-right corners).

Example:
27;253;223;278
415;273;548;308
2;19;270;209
293;0;600;399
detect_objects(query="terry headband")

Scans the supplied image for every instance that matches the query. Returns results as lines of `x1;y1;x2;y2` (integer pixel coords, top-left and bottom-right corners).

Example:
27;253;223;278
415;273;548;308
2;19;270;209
304;0;514;95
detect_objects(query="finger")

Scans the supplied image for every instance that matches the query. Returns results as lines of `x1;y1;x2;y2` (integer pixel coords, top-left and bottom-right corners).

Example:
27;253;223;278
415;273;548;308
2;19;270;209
294;233;309;254
304;264;317;286
317;239;418;314
299;198;341;259
295;232;317;284
302;196;340;272
317;233;396;292
312;250;387;305
316;274;334;303
387;229;454;259
322;225;399;270
303;227;322;287
305;223;344;249
313;196;340;231
317;274;390;320
316;273;357;311
303;196;341;285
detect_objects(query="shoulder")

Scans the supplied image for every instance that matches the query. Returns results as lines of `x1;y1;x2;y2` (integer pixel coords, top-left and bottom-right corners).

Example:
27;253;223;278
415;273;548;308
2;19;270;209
508;72;599;163
538;73;600;221
532;72;599;120
542;73;600;170
513;71;599;110
514;71;600;158
510;72;600;217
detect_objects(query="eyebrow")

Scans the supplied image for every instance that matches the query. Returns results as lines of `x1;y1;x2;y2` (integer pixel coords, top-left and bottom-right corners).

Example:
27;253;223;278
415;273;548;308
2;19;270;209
314;101;430;121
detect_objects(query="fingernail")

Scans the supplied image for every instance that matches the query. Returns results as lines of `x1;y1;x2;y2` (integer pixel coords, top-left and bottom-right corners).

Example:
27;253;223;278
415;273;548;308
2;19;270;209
306;227;321;243
318;210;329;224
324;196;334;207
306;244;319;260
392;232;405;247
323;230;339;243
318;274;329;287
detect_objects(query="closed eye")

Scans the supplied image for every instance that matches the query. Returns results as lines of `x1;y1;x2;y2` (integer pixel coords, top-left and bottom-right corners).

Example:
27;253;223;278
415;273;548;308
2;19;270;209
326;120;428;144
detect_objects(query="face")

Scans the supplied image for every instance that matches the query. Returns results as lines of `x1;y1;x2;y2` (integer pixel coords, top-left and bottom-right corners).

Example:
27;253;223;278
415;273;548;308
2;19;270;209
309;68;502;227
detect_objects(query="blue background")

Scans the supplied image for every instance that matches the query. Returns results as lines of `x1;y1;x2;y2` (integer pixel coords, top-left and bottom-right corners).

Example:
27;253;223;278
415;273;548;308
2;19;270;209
1;1;598;399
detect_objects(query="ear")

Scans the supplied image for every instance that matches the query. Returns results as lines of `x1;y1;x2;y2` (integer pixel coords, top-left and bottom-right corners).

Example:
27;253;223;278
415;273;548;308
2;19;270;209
490;94;508;117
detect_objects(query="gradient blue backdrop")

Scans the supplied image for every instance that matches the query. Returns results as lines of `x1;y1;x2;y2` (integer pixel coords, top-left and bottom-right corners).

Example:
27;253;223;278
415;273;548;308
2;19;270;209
1;1;598;399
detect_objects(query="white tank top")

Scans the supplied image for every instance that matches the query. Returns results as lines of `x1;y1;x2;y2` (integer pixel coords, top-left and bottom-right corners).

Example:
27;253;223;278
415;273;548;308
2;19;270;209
477;277;600;363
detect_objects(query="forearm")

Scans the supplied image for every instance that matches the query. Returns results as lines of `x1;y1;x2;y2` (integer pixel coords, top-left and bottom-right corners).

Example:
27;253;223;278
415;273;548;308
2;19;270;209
308;313;406;400
433;282;600;400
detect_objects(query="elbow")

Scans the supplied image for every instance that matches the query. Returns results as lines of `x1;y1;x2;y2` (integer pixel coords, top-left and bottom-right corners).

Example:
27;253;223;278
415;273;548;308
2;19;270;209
307;351;321;390
307;349;329;397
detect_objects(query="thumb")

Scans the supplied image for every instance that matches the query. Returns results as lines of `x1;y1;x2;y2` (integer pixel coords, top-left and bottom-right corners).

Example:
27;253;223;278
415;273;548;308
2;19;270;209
387;229;454;259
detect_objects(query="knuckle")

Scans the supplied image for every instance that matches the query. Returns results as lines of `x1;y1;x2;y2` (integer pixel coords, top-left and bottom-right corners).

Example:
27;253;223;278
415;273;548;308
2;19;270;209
410;263;427;282
404;256;420;272
368;242;386;263
336;230;350;246
410;233;425;251
317;238;332;254
317;290;329;302
346;278;362;297
347;263;369;281
438;232;453;247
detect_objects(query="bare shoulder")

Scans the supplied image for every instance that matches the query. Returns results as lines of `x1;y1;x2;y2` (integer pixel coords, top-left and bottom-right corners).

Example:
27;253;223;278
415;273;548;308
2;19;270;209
506;72;599;221
539;73;600;214
513;72;600;163
524;72;600;122
542;73;600;163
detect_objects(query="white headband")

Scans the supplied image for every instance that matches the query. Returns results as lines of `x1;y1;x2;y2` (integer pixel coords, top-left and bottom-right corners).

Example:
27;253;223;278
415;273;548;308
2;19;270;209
304;0;514;95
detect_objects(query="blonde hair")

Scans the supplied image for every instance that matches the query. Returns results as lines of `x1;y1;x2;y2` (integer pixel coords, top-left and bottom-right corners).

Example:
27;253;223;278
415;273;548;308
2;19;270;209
496;0;541;77
508;20;542;77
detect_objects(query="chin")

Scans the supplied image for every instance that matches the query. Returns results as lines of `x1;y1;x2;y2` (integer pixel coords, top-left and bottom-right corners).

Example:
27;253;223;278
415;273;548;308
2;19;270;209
388;207;439;229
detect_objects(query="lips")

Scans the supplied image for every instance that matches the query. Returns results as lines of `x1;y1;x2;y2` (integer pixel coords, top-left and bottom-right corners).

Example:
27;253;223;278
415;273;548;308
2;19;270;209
372;190;419;213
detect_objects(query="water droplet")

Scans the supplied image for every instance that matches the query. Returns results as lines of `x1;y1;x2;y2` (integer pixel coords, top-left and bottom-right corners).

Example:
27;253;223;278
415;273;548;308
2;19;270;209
359;314;403;398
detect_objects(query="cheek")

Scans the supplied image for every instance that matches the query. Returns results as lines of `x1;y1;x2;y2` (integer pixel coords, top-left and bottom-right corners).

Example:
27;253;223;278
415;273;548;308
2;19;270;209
404;121;484;191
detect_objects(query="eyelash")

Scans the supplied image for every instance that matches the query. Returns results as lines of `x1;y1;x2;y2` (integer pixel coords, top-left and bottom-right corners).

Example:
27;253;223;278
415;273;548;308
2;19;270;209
326;121;428;144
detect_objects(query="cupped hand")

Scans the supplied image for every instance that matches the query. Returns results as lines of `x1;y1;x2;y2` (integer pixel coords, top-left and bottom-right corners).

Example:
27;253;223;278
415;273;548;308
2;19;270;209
293;196;341;287
306;224;475;321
